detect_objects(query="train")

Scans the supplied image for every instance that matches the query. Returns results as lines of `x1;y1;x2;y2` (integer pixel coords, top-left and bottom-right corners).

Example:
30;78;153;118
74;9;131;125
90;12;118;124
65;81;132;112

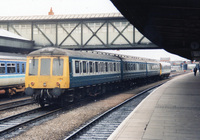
0;53;26;97
25;47;171;107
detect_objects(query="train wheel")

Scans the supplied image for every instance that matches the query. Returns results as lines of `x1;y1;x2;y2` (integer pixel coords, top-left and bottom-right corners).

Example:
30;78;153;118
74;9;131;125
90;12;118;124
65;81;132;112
101;85;107;94
39;101;45;108
66;89;74;102
74;90;81;100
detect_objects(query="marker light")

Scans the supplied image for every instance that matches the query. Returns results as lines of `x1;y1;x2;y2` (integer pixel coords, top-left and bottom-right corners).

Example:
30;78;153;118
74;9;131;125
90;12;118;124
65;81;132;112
31;82;35;86
56;82;60;86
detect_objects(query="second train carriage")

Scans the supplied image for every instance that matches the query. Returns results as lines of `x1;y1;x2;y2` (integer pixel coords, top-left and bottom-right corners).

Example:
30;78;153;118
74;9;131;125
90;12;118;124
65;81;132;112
0;55;26;96
25;47;171;106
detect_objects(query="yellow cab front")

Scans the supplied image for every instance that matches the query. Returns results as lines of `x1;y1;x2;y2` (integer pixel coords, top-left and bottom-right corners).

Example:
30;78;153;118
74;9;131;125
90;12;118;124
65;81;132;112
25;56;70;91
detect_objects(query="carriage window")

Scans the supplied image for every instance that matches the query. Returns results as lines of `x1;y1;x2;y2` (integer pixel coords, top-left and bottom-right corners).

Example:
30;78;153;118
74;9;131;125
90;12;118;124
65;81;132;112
125;62;128;71
110;63;113;72
100;62;104;72
133;63;136;70
40;59;51;75
114;63;116;71
117;63;120;71
130;64;133;71
29;59;38;75
139;64;146;70
53;58;63;76
105;62;108;72
7;63;16;73
22;63;25;73
17;63;20;73
89;62;93;73
95;62;98;72
83;61;87;73
0;63;5;74
75;61;80;73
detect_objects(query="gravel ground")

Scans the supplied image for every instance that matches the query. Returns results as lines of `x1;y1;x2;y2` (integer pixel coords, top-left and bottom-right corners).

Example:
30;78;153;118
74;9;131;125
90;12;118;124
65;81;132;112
0;104;39;119
5;80;167;140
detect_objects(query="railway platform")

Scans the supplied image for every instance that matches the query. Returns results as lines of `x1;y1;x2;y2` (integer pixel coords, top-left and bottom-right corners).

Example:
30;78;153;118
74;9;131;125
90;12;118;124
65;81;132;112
108;72;200;140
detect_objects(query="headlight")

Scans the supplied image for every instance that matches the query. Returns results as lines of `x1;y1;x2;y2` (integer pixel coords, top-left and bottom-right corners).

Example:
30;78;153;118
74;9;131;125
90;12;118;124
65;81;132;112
43;83;47;87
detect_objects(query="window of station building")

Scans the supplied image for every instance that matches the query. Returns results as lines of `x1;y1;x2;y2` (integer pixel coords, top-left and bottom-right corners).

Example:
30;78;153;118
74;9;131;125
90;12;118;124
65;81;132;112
95;22;101;27
0;63;5;74
128;25;133;32
21;24;26;29
40;59;51;75
75;61;80;73
121;22;128;28
53;58;63;76
14;25;19;29
0;25;7;30
7;63;16;74
38;24;45;30
33;28;39;34
29;59;38;75
114;22;120;28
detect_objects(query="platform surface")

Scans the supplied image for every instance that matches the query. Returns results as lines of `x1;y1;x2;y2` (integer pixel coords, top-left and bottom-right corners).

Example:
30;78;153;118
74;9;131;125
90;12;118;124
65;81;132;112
108;73;200;140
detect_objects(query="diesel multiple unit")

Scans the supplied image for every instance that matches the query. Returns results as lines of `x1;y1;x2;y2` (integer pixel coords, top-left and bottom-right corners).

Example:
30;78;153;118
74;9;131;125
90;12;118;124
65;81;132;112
25;47;171;107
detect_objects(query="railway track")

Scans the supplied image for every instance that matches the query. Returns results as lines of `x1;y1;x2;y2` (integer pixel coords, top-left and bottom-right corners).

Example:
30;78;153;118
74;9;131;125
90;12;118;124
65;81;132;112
0;98;35;111
0;95;98;139
0;72;186;139
64;84;163;140
0;106;62;138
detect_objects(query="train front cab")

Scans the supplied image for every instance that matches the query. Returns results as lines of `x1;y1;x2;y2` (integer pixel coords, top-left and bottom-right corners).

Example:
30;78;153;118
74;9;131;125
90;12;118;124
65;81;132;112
25;56;70;106
159;62;171;78
146;62;160;81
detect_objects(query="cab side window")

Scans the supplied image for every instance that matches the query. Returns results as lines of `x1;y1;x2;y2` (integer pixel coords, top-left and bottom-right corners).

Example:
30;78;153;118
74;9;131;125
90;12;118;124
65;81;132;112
75;61;80;73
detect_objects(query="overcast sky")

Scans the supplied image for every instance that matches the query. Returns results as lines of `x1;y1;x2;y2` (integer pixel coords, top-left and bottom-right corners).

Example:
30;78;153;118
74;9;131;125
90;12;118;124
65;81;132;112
0;0;119;16
0;0;189;61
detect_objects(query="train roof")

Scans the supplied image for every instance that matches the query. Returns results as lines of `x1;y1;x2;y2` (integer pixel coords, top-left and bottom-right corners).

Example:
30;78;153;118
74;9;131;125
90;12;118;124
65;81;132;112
28;47;120;61
160;62;171;66
28;47;160;62
120;56;158;63
0;52;26;60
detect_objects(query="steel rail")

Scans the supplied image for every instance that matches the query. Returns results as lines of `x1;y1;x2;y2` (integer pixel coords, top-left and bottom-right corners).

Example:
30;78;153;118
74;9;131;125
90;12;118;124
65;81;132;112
0;98;35;111
64;82;164;140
